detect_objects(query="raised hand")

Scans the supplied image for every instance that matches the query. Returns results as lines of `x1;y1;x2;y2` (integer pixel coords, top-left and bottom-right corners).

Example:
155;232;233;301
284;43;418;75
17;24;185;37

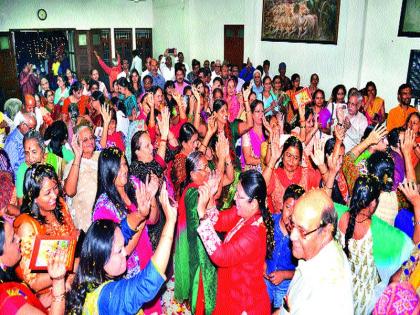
270;128;282;164
276;112;284;134
71;134;83;159
401;128;416;157
334;124;346;142
216;132;229;160
207;114;218;135
327;152;341;174
398;180;420;208
242;84;252;102
262;115;272;135
159;182;177;223
147;173;160;197
134;178;152;219
47;248;67;281
310;137;325;166
147;93;154;108
207;170;222;196
100;104;112;126
366;124;388;146
192;85;201;102
157;107;170;139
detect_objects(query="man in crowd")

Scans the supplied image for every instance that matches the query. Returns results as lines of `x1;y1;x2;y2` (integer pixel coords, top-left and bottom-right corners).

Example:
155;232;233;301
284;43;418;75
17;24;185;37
340;90;368;152
160;52;175;81
117;58;130;80
150;58;165;89
130;49;142;74
5;113;37;174
94;50;121;92
211;59;222;82
387;83;416;131
239;58;255;82
187;59;200;83
262;59;274;78
231;64;245;92
279;62;292;91
281;189;353;315
19;63;40;96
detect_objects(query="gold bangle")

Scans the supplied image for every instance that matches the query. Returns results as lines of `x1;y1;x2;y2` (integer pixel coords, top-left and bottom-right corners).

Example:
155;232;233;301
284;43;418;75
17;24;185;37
52;293;65;303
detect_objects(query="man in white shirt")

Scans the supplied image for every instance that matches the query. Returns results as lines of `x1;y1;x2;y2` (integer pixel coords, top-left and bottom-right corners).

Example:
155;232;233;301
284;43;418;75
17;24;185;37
160;53;175;81
262;59;275;78
174;51;190;74
340;90;368;152
130;49;142;74
117;58;130;81
211;59;222;83
281;189;353;315
141;57;152;80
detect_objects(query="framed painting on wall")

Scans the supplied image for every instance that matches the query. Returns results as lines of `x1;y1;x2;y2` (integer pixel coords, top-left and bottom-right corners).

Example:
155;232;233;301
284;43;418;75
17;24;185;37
398;0;420;37
261;0;341;44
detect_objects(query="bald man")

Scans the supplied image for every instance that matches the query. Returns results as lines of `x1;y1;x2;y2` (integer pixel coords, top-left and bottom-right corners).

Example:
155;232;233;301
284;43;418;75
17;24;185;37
13;94;42;131
5;113;37;174
280;189;353;315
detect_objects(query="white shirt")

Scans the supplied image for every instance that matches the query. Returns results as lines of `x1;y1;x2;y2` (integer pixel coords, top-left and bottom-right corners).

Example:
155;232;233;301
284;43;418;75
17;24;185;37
174;57;190;74
14;108;43;131
236;77;245;93
160;57;175;81
130;55;142;74
117;71;129;81
343;112;368;152
211;71;221;84
281;241;353;315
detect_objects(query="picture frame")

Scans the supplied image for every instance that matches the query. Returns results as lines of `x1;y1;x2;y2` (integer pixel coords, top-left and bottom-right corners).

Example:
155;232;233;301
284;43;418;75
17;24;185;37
292;87;312;109
29;235;76;271
398;0;420;37
261;0;341;44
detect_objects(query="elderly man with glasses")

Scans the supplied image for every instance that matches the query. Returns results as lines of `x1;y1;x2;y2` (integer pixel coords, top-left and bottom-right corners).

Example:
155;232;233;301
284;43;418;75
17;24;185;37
5;113;36;174
280;189;353;315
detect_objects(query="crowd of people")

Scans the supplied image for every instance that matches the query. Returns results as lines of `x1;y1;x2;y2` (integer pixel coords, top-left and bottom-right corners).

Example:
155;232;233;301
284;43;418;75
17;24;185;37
0;47;419;315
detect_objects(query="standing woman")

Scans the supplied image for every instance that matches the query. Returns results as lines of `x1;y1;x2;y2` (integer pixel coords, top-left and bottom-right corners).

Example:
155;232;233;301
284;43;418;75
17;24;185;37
259;76;276;115
174;151;217;315
308;73;320;97
89;68;109;97
53;74;69;106
362;81;385;125
196;169;274;315
14;163;78;305
130;69;142;98
118;77;138;121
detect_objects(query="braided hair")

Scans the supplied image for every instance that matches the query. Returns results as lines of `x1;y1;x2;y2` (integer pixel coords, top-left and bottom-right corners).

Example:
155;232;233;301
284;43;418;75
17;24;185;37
240;170;274;258
344;175;380;257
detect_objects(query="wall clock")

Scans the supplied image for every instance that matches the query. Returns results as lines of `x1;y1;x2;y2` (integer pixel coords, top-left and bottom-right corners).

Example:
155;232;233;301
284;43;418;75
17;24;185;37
37;9;47;21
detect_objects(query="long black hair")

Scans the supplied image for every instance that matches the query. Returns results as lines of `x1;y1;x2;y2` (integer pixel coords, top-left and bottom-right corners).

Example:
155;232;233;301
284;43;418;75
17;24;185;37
180;151;204;194
344;175;381;257
366;151;394;192
94;147;136;218
21;163;64;225
0;219;19;283
44;120;68;158
66;220;118;315
179;122;198;146
239;170;274;258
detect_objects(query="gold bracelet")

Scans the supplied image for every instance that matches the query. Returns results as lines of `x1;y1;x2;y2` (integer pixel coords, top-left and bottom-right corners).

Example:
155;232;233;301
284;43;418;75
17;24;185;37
52;293;65;303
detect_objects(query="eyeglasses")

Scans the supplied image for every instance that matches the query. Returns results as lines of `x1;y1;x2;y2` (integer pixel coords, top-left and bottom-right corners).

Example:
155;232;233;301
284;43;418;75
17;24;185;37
290;219;327;239
22;122;35;131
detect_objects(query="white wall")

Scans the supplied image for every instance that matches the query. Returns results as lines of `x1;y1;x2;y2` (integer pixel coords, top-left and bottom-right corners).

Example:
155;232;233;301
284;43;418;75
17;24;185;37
360;0;420;110
0;0;153;30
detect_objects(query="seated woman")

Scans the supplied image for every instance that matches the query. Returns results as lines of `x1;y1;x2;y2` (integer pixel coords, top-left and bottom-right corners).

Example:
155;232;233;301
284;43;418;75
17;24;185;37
263;135;322;213
99;105;125;152
196;169;274;314
90;68;109;97
14;163;78;307
326;84;347;125
53;75;69;106
362;81;385;125
130;69;142;98
118;77;138;121
404;112;420;168
40;90;61;126
264;184;304;314
92;147;161;314
223;77;241;122
0;219;67;315
66;183;177;314
15;131;65;205
285;73;303;124
241;99;266;171
336;175;414;314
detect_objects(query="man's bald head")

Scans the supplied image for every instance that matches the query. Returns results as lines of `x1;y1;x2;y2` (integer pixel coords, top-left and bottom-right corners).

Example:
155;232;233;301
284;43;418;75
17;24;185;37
290;189;337;260
18;113;36;135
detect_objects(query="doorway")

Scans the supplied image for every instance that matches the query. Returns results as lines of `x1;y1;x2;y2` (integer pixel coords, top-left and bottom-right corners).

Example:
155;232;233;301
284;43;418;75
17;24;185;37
0;32;19;107
224;25;244;67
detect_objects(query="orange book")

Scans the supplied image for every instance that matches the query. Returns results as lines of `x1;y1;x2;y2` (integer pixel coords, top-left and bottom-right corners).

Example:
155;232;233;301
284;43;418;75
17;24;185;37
29;235;76;271
292;87;312;109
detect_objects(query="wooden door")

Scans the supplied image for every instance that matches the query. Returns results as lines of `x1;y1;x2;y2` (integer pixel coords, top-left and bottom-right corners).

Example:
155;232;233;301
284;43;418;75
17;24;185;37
224;25;244;67
74;30;92;80
135;28;153;69
114;29;132;64
90;29;111;87
0;32;19;108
